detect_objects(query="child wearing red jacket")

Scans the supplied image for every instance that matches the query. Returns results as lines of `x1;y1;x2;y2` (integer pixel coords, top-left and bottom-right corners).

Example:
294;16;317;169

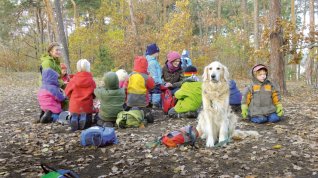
65;59;96;131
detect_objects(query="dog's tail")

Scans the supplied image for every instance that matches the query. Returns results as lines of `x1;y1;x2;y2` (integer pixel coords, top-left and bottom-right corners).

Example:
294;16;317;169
232;130;260;140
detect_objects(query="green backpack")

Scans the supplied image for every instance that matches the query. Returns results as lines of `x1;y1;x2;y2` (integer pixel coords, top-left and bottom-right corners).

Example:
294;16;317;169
116;110;145;128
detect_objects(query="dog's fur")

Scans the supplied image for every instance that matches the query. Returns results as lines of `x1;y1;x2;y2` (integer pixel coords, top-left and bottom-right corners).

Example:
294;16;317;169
196;61;259;147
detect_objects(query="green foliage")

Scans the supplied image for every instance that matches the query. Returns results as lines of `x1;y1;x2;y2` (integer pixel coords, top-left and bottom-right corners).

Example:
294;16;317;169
92;47;114;76
158;0;192;63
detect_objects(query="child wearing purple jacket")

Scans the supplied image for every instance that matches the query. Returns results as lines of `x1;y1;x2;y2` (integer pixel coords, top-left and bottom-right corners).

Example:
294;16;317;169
37;68;66;123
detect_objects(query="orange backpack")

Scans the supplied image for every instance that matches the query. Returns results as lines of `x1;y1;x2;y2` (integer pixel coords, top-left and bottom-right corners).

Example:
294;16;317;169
161;126;199;148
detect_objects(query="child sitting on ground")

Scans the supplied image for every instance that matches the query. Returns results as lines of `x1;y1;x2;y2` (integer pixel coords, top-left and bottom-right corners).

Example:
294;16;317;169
241;64;284;124
168;65;202;118
229;80;242;113
162;51;184;94
60;63;72;85
37;68;66;123
94;71;126;127
65;59;96;130
124;56;155;122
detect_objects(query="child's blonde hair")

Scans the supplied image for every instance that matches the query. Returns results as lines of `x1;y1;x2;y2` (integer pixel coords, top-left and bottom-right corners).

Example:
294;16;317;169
76;59;90;72
116;69;128;82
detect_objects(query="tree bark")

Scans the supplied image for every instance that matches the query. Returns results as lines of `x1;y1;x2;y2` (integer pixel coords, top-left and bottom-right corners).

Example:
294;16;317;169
254;0;259;51
217;0;222;35
269;0;287;94
43;0;58;42
309;0;317;87
70;0;79;29
54;0;71;73
128;0;143;55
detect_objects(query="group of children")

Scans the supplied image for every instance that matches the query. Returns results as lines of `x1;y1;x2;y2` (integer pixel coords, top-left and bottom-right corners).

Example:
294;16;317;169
37;42;284;131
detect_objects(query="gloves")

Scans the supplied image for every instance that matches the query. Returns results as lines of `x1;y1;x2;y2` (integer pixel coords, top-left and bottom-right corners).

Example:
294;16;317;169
241;104;248;119
276;103;284;117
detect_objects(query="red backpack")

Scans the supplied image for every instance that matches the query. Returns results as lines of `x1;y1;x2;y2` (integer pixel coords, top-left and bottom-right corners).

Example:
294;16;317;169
161;87;176;114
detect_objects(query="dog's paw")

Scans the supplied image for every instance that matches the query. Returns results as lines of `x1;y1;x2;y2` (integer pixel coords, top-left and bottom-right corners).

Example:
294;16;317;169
206;137;215;147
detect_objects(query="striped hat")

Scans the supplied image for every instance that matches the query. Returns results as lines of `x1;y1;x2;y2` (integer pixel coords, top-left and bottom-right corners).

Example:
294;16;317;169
184;65;197;77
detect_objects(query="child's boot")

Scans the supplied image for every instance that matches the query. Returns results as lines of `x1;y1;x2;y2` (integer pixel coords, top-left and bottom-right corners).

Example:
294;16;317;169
70;114;79;131
40;110;52;123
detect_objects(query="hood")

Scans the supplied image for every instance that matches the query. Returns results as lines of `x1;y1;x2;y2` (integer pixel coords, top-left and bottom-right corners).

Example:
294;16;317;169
42;68;59;86
73;72;95;88
103;72;119;90
251;64;268;82
181;50;189;58
41;54;60;63
229;80;237;89
133;56;148;74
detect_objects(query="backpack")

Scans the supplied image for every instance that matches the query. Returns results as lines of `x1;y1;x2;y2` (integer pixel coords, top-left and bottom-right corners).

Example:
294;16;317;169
161;88;176;114
116;110;145;128
161;126;199;148
80;126;118;147
40;163;79;178
70;113;92;131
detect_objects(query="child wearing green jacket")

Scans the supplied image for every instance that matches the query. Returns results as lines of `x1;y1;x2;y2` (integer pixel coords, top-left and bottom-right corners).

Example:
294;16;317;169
94;72;126;127
168;66;202;118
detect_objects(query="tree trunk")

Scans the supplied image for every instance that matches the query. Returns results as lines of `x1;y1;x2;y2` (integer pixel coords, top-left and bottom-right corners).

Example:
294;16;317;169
128;0;143;55
269;0;287;94
309;0;316;86
254;0;259;51
54;0;71;73
241;0;248;38
217;0;222;35
291;0;297;80
70;0;79;29
43;0;58;42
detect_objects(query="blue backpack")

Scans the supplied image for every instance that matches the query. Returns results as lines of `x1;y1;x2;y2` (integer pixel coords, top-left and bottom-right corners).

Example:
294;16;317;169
80;126;118;147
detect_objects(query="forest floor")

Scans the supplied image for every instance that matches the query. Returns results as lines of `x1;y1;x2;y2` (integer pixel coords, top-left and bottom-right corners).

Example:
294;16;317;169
0;72;318;178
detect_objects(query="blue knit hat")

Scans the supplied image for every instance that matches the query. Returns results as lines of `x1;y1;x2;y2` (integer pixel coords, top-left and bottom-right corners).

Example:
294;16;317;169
145;43;160;55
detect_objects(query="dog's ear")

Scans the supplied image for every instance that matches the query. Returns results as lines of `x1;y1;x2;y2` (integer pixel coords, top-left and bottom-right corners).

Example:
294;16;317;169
202;66;209;81
222;65;230;82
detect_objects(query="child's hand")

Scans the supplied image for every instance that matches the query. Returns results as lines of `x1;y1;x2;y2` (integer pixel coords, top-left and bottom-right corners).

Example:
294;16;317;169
276;103;284;117
241;104;248;119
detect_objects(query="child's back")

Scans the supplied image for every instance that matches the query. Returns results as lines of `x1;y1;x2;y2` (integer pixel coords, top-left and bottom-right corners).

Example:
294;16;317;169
94;72;125;123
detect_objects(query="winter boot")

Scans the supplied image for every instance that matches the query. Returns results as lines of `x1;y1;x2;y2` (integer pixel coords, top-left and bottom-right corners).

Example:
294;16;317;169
40;110;52;123
70;114;79;131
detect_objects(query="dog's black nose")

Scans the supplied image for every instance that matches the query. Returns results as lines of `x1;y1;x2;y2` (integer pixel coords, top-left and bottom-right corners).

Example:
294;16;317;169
211;74;216;79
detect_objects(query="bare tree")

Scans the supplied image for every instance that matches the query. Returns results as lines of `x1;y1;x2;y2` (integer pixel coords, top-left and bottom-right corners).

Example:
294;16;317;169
54;0;70;73
305;0;315;86
128;0;142;55
254;0;259;51
269;0;287;94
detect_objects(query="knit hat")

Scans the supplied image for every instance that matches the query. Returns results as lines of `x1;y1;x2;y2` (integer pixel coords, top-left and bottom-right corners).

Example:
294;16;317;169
184;65;198;77
60;63;67;70
47;42;60;53
76;59;90;72
145;43;160;55
167;51;181;62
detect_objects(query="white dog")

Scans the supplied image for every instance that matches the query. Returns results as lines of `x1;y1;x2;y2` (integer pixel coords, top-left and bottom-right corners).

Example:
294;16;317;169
196;61;259;147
